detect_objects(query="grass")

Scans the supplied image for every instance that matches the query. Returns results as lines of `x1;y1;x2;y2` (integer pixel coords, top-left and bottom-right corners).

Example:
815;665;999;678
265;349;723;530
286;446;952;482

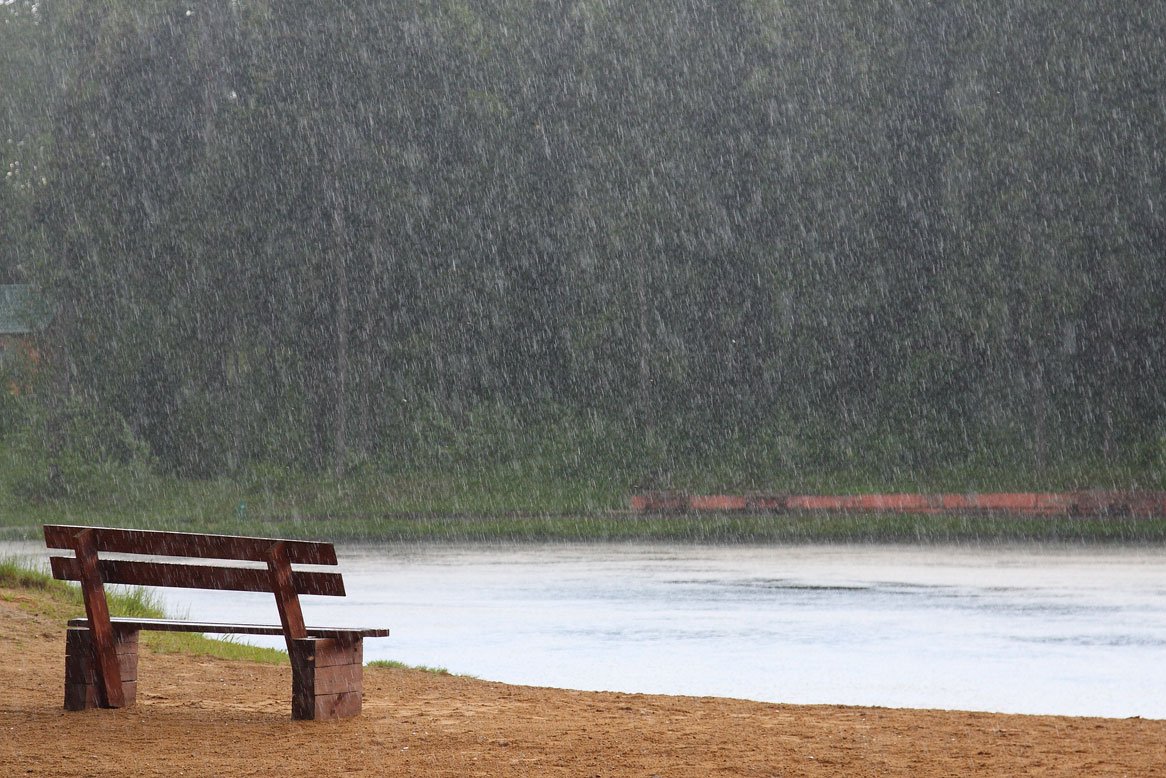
368;659;450;675
3;507;1165;545
0;450;1163;544
0;557;287;664
0;465;625;538
0;558;450;673
326;512;1166;544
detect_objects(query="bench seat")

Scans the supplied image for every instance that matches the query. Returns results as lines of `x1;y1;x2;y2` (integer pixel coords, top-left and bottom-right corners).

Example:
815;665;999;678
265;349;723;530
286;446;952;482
68;616;389;640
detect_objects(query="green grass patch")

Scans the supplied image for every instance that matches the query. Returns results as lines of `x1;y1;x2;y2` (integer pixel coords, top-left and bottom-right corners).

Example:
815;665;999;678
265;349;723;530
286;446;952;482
333;512;1166;545
0;421;1162;547
0;559;449;672
2;450;1162;545
0;558;286;663
4;508;1165;546
0;556;67;592
0;464;627;539
367;659;450;675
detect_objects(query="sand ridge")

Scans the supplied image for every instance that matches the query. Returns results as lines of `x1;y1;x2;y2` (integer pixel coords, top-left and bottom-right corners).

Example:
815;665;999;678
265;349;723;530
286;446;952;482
3;590;1164;777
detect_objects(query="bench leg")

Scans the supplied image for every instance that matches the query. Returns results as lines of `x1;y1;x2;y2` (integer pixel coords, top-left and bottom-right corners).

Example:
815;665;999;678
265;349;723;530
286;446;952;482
64;626;139;710
290;637;364;720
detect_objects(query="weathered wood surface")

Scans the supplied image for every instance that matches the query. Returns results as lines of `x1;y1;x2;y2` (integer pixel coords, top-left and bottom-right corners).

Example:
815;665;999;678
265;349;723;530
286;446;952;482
66;617;388;639
44;524;388;720
291;637;366;721
266;540;307;653
49;556;346;596
71;529;124;708
64;627;138;711
44;525;338;565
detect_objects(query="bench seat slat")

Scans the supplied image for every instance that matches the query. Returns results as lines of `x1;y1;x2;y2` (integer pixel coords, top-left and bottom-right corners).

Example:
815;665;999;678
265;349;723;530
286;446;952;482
50;556;347;597
44;525;338;566
68;616;389;639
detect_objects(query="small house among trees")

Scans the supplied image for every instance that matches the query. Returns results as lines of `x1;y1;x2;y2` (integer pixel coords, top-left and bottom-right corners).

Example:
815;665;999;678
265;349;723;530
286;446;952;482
0;284;50;393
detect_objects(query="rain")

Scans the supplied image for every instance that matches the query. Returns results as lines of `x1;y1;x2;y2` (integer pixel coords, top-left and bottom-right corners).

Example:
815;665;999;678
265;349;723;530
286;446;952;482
1;0;1164;718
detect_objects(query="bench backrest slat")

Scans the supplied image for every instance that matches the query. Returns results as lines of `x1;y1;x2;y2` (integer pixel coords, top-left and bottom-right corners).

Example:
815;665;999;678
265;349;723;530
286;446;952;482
43;525;337;566
50;556;347;596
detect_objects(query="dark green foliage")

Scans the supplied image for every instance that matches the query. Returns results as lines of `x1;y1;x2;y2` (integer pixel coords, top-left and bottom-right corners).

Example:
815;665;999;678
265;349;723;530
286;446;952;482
0;1;1162;495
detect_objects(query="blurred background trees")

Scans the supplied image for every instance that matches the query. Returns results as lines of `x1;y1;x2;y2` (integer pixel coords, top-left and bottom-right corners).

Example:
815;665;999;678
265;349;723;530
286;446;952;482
2;0;1163;493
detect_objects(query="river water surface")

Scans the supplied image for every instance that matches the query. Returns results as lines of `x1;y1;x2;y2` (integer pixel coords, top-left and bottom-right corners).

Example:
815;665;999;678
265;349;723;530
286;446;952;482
9;541;1165;718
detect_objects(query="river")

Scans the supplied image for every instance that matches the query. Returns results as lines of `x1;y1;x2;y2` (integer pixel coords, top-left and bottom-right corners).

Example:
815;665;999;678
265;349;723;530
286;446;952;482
8;541;1165;718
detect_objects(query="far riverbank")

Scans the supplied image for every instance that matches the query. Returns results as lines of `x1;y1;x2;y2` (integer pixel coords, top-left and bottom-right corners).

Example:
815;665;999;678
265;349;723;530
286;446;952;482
3;510;1166;545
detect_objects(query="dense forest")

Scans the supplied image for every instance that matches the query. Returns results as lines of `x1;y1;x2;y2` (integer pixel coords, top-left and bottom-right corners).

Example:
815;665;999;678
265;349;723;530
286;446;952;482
1;1;1163;499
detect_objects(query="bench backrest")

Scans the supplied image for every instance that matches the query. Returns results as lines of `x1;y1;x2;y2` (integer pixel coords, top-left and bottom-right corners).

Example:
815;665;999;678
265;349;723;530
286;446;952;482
44;524;345;596
47;525;350;697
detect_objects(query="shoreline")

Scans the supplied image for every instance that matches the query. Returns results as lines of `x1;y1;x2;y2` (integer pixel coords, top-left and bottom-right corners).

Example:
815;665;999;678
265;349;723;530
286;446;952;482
9;543;1163;723
4;511;1166;545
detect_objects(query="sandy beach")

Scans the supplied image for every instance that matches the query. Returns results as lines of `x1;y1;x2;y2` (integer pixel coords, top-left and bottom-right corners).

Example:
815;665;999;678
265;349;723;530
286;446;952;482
3;586;1164;777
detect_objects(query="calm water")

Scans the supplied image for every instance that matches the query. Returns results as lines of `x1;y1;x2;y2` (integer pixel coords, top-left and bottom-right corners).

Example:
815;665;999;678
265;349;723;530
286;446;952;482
9;541;1166;718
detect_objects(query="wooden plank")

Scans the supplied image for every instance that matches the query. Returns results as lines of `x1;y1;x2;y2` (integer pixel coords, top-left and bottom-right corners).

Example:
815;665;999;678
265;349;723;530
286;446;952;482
291;642;316;719
44;525;337;565
67;617;388;639
307;637;365;667
65;648;138;684
50;557;346;596
311;663;364;696
65;681;138;710
72;530;124;708
69;617;285;635
300;627;387;640
66;625;139;655
308;691;363;720
266;541;307;652
64;681;99;711
290;642;364;721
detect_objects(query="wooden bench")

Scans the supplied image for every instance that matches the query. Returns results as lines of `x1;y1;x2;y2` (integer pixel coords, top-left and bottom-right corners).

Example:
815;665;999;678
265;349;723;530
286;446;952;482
44;524;389;720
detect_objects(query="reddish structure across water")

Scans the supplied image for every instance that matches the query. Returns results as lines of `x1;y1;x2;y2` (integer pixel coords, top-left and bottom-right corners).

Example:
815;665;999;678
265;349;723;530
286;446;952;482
630;491;1166;517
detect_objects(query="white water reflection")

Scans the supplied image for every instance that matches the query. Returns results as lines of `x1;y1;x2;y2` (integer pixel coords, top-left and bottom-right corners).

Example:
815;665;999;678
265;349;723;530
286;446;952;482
9;541;1166;718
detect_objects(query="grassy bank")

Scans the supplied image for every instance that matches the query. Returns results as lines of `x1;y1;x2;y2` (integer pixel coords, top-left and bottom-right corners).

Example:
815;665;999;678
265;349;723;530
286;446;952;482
1;458;1164;544
4;510;1165;545
0;559;452;674
0;558;287;664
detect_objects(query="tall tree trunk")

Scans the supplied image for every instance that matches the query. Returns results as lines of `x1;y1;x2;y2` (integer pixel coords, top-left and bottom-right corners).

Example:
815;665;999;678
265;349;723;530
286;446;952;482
637;255;654;440
332;196;349;480
1031;353;1048;473
228;327;243;475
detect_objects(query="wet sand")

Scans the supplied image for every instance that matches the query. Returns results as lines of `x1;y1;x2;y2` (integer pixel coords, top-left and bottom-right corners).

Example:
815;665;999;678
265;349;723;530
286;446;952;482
3;587;1164;777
